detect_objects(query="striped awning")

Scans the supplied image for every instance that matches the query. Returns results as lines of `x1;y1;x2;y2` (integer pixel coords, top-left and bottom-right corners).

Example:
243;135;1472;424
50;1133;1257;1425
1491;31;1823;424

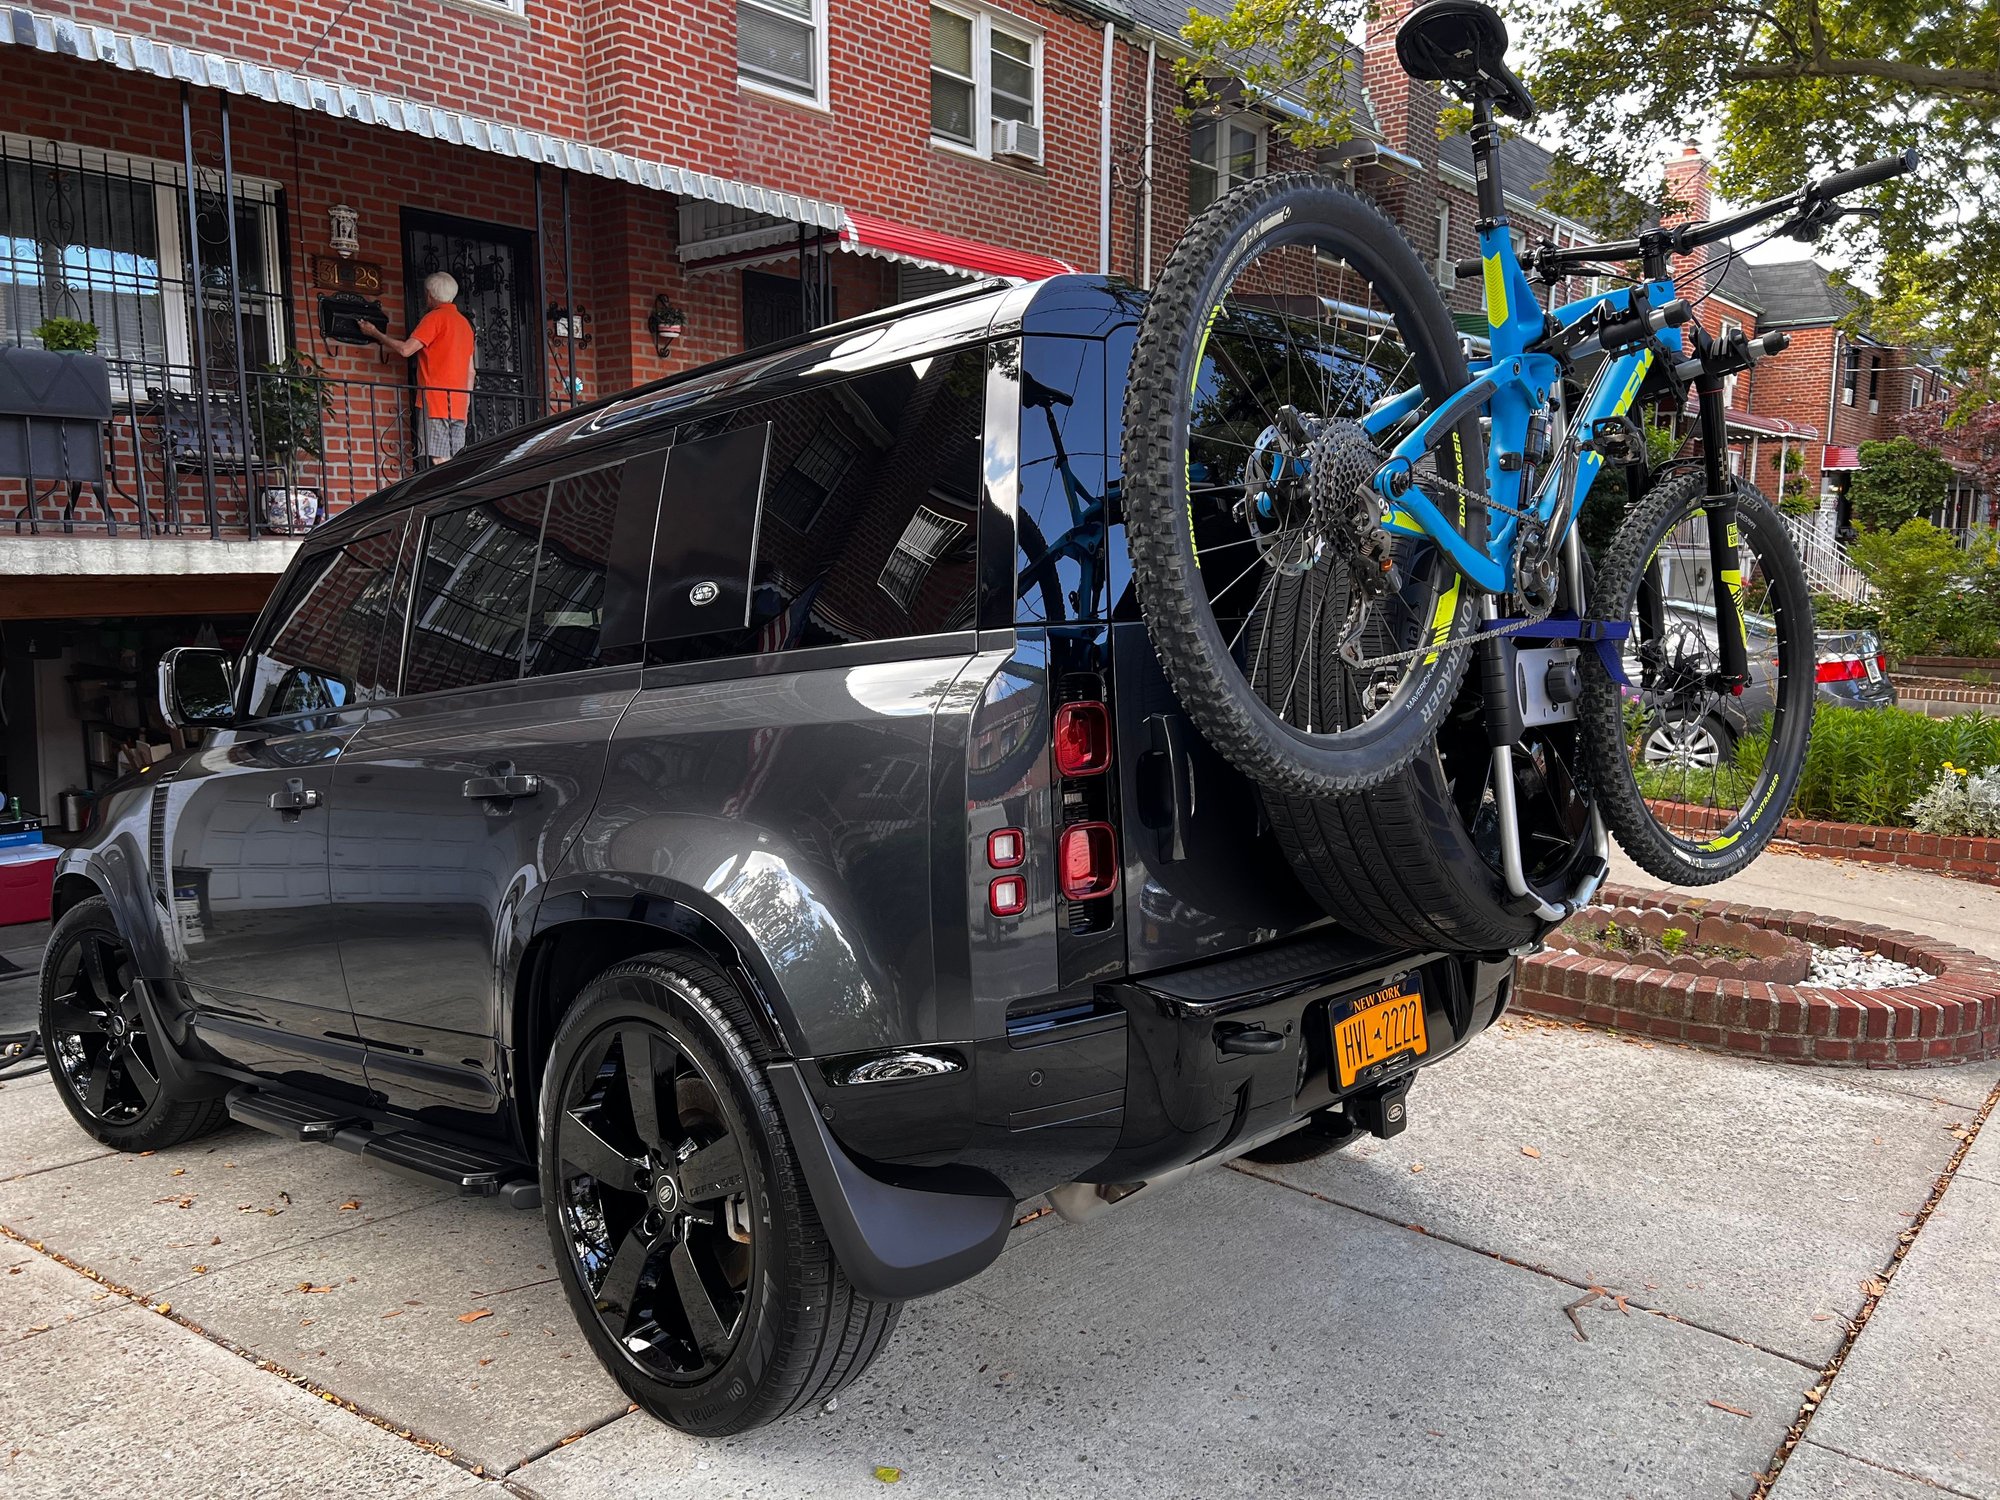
0;5;846;232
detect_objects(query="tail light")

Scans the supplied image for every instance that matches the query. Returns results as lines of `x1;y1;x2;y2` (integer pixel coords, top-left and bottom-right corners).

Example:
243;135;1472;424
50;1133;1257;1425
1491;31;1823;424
1058;821;1118;900
988;875;1026;917
1815;657;1867;683
1053;701;1111;776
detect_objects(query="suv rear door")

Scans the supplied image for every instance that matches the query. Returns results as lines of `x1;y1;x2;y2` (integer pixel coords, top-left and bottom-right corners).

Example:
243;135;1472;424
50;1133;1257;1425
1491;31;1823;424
328;458;658;1131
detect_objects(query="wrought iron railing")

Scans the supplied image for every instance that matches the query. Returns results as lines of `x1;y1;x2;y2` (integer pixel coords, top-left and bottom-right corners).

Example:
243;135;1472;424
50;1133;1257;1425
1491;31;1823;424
3;358;557;539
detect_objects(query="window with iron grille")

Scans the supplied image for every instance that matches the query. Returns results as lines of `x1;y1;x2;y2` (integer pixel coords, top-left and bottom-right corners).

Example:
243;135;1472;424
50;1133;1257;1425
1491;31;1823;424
739;0;826;104
879;505;967;612
0;133;285;393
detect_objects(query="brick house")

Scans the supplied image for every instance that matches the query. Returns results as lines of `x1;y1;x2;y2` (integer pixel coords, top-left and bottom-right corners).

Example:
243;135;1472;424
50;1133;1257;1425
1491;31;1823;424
0;0;1973;817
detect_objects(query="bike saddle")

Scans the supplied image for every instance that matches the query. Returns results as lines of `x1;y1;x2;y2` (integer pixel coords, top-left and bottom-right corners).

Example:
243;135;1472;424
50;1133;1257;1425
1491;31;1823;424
1395;0;1537;121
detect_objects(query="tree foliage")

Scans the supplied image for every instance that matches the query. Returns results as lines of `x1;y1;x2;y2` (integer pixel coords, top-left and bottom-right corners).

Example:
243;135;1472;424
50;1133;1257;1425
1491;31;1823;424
1176;0;1997;376
1848;436;1953;533
1849;519;2000;658
1903;397;2000;497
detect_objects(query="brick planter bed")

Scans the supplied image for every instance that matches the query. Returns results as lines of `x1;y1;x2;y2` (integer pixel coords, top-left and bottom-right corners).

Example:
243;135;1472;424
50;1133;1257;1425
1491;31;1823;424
1516;884;2000;1068
1888;673;2000;707
1646;799;2000;885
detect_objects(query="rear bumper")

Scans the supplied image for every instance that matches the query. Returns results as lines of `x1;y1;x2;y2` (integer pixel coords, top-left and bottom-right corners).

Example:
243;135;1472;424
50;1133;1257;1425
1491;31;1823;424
786;932;1512;1297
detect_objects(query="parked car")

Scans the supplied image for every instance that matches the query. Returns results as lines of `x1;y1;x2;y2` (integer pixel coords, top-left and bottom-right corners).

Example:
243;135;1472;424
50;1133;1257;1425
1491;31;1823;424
1638;599;1895;770
40;277;1520;1436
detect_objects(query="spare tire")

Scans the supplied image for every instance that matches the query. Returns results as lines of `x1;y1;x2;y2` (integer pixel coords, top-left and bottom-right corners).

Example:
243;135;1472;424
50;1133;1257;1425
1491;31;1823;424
1253;560;1599;953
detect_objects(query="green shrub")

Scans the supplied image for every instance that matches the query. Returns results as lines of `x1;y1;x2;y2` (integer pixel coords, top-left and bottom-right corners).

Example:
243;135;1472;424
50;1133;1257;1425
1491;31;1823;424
1850;521;2000;659
1811;595;1883;633
1849;437;1954;533
1659;927;1688;955
1764;707;2000;826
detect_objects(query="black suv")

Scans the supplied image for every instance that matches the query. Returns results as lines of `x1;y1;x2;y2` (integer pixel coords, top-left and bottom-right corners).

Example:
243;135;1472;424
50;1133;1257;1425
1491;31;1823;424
43;277;1523;1434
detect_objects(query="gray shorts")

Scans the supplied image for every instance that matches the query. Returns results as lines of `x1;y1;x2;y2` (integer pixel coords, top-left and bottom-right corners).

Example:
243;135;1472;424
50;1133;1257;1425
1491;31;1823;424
423;417;467;460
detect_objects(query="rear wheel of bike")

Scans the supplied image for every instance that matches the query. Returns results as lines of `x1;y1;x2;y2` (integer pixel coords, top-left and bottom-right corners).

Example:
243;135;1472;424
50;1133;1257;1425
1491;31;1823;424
1122;173;1485;797
1579;472;1815;884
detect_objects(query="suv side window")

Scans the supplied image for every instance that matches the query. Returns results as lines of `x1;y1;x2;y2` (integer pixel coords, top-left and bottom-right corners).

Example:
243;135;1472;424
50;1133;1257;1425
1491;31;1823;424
239;521;409;721
656;345;985;660
1016;336;1112;625
525;465;620;679
405;488;548;694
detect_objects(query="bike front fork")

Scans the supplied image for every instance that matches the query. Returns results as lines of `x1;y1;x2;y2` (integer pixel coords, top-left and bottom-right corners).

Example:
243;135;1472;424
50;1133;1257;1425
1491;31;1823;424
1696;376;1753;689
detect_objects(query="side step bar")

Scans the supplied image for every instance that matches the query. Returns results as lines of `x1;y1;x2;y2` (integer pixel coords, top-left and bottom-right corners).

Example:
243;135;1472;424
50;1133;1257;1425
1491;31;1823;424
226;1085;540;1209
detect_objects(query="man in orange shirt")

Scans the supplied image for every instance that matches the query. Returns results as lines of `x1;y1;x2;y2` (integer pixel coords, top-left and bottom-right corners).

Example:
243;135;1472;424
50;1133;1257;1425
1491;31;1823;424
362;271;476;465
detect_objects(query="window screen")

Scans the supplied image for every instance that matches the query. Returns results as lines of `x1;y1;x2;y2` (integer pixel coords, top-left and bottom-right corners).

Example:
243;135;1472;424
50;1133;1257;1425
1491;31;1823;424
241;524;408;720
405;489;548;694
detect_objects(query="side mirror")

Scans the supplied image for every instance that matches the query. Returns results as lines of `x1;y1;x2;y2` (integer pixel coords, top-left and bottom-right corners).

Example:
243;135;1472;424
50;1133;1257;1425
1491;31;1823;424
159;646;236;729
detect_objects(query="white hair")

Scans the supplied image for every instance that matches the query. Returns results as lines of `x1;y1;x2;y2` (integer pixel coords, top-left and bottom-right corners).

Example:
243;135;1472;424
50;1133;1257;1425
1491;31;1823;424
424;271;459;304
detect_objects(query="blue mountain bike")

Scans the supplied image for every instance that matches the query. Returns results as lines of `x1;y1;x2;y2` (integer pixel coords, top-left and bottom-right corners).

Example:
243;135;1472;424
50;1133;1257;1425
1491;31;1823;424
1122;0;1916;895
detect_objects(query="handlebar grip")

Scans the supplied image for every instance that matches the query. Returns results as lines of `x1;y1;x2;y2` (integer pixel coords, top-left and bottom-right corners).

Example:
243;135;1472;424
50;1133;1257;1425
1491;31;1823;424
1454;257;1482;278
1809;147;1919;203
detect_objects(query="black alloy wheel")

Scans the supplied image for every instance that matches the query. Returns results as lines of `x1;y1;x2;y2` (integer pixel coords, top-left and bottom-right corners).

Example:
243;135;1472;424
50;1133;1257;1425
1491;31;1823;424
39;896;229;1150
554;1019;753;1382
540;954;901;1434
46;924;157;1124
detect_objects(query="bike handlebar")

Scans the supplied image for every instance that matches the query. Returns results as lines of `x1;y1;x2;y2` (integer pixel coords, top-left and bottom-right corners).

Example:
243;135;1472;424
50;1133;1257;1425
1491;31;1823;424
1533;148;1918;270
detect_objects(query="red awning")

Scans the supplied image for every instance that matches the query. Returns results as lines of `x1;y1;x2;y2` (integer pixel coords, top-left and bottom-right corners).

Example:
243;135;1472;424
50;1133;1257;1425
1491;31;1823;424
841;212;1075;281
1823;445;1862;471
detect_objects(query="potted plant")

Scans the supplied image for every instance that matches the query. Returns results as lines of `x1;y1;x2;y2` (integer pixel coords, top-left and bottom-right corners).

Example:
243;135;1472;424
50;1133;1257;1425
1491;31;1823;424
32;316;100;353
249;351;333;533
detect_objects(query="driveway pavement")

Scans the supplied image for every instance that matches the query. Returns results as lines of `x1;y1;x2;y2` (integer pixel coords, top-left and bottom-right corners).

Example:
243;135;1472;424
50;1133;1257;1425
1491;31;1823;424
3;860;1998;1498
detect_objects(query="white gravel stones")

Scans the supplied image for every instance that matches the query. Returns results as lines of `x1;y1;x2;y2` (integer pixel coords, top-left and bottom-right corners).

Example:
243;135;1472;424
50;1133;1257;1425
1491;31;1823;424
1799;944;1931;990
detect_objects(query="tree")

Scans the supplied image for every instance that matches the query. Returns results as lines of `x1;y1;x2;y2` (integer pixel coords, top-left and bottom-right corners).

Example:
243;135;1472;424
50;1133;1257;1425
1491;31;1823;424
1177;0;1999;374
1850;519;2000;658
1847;436;1953;533
1903;398;2000;502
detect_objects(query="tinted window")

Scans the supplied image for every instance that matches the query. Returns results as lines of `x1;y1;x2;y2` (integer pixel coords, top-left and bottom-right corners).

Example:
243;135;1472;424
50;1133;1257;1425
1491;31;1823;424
525;466;621;679
1016;335;1112;624
659;346;984;659
406;489;546;694
241;524;408;720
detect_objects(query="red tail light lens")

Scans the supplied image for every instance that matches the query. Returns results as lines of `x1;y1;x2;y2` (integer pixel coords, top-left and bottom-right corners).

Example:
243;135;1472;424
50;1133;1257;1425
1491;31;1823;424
1816;657;1867;683
1058;821;1118;900
988;875;1026;917
1053;701;1111;776
986;828;1024;868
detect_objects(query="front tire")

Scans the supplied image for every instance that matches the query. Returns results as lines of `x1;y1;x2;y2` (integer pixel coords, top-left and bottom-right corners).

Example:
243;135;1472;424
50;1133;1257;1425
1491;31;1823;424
39;896;229;1152
539;953;900;1435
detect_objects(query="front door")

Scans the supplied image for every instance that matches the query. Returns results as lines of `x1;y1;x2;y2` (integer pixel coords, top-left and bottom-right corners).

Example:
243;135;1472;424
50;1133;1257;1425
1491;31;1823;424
401;209;542;443
330;459;660;1135
168;522;410;1099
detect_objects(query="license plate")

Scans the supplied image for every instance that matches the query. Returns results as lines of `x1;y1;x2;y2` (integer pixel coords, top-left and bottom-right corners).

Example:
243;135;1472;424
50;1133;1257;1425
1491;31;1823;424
1864;655;1882;683
1334;979;1428;1090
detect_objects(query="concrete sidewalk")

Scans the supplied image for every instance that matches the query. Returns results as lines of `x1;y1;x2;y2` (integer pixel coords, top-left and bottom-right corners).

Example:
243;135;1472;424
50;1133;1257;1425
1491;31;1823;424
5;850;2000;1497
4;1009;1996;1498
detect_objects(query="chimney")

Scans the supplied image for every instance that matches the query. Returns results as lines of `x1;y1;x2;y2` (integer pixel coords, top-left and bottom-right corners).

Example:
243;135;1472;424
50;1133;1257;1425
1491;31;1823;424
1662;141;1711;286
1361;0;1440;234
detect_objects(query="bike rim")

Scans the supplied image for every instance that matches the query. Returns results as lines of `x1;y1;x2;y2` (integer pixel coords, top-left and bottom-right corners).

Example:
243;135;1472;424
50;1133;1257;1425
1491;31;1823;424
46;926;160;1124
1612;496;1802;851
555;1018;755;1382
1173;221;1471;743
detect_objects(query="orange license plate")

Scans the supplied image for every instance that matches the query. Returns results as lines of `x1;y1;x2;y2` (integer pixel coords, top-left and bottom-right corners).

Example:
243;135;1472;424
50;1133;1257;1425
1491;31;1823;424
1334;981;1428;1089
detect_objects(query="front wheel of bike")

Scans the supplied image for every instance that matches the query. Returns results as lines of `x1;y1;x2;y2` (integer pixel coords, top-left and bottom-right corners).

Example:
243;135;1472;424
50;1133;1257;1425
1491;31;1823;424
1579;472;1815;884
1121;173;1486;798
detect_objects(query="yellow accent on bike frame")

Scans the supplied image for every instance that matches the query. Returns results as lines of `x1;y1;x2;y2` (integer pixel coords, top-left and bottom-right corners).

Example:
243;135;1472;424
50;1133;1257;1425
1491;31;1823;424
1482;254;1508;326
1186;301;1226;561
1614;348;1654;413
1422;431;1469;664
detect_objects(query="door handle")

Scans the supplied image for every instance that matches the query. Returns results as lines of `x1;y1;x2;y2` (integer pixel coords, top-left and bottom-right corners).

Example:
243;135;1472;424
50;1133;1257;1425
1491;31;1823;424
268;778;321;813
462;772;542;800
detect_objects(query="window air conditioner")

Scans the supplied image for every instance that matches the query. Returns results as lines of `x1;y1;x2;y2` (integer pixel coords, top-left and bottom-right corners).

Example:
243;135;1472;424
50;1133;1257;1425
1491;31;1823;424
993;119;1043;163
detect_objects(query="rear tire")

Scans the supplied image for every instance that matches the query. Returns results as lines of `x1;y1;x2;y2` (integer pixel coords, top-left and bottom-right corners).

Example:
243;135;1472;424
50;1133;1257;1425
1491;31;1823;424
540;953;900;1435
